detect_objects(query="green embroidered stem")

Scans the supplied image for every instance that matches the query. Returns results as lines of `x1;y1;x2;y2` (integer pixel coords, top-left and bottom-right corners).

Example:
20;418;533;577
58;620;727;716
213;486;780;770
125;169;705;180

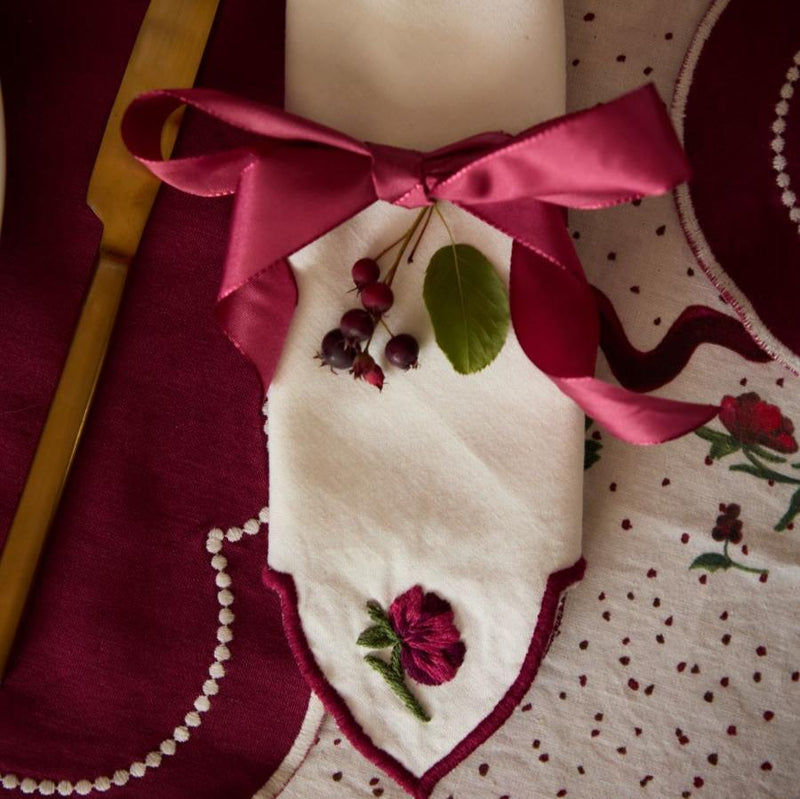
365;651;430;723
775;488;800;531
723;540;769;576
747;444;787;464
737;448;800;485
694;426;741;460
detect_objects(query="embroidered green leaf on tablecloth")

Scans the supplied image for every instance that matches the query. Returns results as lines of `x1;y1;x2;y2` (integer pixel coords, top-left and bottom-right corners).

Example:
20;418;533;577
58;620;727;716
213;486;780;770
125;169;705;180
357;625;398;649
695;426;741;460
689;552;732;572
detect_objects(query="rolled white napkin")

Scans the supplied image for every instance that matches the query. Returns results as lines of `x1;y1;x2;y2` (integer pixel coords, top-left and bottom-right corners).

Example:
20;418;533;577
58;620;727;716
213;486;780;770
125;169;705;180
267;0;582;790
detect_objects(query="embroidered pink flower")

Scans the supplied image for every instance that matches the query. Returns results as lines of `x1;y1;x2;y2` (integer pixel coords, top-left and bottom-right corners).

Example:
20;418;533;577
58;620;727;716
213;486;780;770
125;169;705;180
719;393;798;454
387;586;466;686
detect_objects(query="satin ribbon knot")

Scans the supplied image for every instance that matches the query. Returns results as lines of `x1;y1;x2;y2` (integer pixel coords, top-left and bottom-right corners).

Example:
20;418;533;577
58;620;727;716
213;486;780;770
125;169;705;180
122;84;729;444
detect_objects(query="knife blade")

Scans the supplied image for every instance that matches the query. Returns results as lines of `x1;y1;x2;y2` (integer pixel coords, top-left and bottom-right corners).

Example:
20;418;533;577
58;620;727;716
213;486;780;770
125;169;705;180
0;0;220;681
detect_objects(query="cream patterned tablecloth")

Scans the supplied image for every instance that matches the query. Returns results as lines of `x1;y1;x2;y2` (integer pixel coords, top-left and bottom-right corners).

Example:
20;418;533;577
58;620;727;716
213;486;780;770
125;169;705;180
273;1;800;797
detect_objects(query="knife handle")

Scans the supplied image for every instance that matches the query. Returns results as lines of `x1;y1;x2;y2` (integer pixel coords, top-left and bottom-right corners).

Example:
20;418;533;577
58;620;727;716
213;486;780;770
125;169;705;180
0;249;129;681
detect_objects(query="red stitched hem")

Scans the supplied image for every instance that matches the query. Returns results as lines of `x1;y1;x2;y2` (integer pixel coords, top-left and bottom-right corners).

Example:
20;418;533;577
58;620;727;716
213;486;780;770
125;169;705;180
262;557;586;799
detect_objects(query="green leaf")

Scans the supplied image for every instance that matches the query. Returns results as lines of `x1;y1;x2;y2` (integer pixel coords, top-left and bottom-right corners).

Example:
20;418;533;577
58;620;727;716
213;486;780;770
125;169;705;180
694;427;741;460
585;416;594;432
729;464;766;478
423;244;510;374
357;624;398;649
584;439;603;470
775;487;800;531
365;654;430;722
689;552;732;572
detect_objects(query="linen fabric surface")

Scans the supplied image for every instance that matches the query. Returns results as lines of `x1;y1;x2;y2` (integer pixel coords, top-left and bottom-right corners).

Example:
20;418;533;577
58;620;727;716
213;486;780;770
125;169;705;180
267;0;585;791
0;3;319;798
270;1;800;797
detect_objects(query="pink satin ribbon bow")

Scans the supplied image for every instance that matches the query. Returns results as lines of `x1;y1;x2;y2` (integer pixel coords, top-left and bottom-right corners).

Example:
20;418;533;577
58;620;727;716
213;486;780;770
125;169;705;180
122;84;725;444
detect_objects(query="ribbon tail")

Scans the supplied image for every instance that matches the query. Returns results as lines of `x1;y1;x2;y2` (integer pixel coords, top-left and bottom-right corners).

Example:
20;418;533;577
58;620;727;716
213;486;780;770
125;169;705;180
216;257;298;393
215;154;379;392
553;376;719;445
509;241;720;444
594;288;771;392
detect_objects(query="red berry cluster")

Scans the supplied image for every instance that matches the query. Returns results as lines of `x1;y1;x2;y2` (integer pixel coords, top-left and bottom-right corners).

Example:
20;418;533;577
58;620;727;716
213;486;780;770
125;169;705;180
712;503;743;543
316;258;419;390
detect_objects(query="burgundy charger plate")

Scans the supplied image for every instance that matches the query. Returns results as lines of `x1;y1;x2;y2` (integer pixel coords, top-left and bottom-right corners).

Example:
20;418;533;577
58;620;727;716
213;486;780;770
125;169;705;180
674;0;800;372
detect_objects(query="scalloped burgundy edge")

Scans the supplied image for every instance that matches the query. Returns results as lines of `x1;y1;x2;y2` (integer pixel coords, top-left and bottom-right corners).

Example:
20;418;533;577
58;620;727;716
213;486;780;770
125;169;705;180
262;557;586;799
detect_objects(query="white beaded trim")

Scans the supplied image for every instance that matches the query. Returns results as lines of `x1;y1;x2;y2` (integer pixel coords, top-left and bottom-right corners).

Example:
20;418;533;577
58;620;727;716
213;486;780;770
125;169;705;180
0;509;268;795
771;52;800;233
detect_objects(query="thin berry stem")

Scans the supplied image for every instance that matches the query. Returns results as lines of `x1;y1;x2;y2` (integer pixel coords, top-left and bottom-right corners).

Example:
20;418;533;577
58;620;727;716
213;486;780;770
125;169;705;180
374;230;408;261
406;205;434;263
434;203;456;247
379;318;396;338
385;208;428;287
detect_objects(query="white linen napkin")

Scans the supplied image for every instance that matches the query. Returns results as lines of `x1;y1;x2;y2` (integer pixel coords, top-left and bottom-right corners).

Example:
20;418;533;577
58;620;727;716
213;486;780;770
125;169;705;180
267;0;582;782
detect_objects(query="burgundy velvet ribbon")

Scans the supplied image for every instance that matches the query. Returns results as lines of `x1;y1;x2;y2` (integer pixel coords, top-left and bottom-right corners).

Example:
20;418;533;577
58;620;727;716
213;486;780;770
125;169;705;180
594;288;771;393
122;84;749;444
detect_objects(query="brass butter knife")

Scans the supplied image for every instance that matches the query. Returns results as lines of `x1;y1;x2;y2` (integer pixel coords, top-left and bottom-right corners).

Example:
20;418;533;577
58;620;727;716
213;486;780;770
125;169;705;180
0;0;220;681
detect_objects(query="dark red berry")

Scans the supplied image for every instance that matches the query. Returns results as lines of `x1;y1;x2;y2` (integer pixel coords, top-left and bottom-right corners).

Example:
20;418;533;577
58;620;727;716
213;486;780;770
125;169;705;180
318;329;356;370
351;352;385;390
712;513;745;544
725;503;741;519
340;308;374;342
351;258;380;289
727;519;743;544
361;282;394;315
385;334;419;369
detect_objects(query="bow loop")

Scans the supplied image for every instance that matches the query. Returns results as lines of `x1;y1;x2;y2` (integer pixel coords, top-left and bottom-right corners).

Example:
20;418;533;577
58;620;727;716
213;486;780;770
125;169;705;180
123;83;725;445
367;143;427;206
433;84;690;209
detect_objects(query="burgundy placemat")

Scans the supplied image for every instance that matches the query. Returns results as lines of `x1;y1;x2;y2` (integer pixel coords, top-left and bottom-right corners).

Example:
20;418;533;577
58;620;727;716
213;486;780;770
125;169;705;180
674;0;800;372
0;2;312;796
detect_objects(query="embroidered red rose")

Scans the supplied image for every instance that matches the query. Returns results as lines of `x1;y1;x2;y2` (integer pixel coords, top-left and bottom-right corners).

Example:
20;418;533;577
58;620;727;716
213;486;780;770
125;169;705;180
388;586;466;686
719;393;798;453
